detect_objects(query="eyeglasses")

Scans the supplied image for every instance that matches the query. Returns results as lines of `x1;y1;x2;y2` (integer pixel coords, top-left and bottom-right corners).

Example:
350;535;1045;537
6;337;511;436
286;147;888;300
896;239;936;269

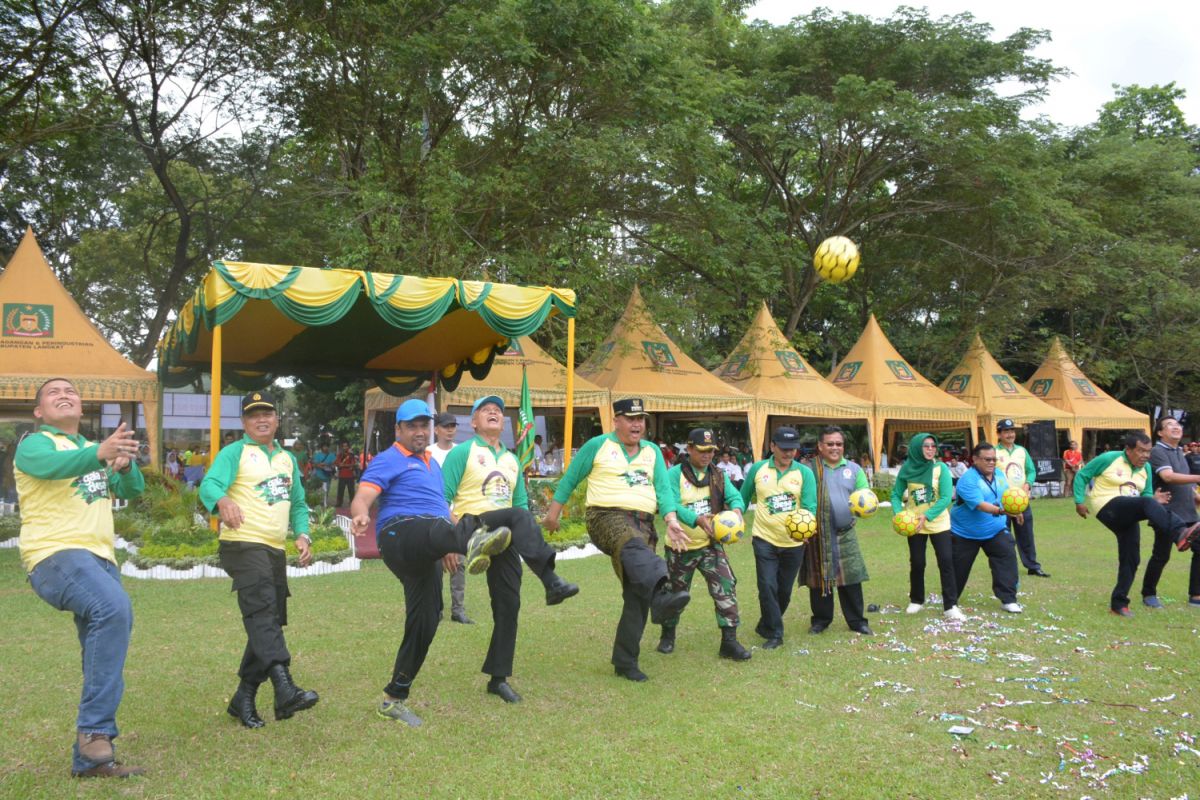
976;457;996;462
922;443;938;449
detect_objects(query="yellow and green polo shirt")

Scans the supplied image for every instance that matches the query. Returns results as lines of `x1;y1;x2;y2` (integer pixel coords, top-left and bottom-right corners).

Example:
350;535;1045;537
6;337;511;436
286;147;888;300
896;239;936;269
14;425;145;572
199;435;309;549
1073;450;1152;516
442;435;528;515
996;443;1036;489
552;433;674;518
666;463;746;550
890;461;952;534
740;458;817;547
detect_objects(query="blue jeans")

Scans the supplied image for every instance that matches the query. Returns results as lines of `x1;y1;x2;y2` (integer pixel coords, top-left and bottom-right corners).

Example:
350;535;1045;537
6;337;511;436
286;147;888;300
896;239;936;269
28;550;133;770
752;537;805;640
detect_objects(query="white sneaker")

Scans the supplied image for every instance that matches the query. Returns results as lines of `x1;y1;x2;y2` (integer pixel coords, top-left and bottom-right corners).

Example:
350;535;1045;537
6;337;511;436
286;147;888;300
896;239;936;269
1001;602;1024;613
944;606;967;622
905;602;924;614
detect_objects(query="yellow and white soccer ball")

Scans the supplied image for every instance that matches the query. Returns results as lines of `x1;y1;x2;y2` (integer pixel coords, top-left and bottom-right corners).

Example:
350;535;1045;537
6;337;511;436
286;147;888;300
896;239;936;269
848;488;879;518
1000;487;1030;515
812;236;861;284
713;510;744;545
892;509;922;537
784;509;818;542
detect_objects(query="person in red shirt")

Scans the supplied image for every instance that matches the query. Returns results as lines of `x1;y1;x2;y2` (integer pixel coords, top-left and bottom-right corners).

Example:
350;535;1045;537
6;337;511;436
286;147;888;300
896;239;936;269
1062;440;1083;493
335;441;358;507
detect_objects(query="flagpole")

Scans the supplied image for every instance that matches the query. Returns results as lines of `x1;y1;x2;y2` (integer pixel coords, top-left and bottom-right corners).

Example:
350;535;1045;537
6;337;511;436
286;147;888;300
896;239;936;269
563;317;576;470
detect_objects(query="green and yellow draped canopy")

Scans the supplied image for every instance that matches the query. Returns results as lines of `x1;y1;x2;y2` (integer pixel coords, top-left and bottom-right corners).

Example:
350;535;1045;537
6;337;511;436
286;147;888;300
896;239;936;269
158;261;576;396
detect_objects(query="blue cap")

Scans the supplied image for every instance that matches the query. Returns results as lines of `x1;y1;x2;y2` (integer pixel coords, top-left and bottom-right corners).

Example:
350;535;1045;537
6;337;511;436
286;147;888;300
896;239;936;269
471;395;505;414
396;399;434;422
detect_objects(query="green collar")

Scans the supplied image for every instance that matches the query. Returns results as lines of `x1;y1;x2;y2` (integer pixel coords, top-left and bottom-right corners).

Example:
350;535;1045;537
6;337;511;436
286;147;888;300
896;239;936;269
472;435;507;457
38;424;86;444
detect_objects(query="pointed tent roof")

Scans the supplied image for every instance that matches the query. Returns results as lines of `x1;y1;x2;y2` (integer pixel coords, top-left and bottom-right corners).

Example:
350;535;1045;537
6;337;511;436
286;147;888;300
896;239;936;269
364;335;611;432
1024;337;1148;443
713;303;872;454
579;285;753;415
0;229;160;463
828;314;975;468
941;333;1074;432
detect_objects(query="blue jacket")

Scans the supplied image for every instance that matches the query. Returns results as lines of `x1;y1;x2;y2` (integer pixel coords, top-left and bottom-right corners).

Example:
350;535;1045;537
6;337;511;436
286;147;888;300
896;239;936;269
951;467;1009;540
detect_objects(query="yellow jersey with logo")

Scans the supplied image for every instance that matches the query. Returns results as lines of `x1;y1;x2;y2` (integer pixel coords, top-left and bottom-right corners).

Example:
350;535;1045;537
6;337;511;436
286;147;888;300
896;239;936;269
995;444;1032;488
676;472;716;550
1076;451;1151;516
200;439;308;549
444;438;525;515
743;461;814;548
14;428;144;572
583;436;660;514
902;462;950;533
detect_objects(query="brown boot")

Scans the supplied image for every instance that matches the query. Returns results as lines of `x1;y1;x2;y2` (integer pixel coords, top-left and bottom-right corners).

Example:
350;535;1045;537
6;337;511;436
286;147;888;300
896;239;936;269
72;733;144;778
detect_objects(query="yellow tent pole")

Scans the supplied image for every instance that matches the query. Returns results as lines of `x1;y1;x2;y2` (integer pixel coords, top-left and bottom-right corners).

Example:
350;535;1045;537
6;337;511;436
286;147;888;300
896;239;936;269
563;317;576;470
209;324;223;531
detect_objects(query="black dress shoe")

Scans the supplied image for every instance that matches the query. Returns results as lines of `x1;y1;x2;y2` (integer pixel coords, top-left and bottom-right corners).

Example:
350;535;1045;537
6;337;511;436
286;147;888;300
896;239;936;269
761;638;783;649
850;624;874;636
656;638;675;654
614;666;649;682
545;578;580;606
808;624;828;635
486;680;522;703
650;588;690;625
451;611;475;624
1028;568;1051;578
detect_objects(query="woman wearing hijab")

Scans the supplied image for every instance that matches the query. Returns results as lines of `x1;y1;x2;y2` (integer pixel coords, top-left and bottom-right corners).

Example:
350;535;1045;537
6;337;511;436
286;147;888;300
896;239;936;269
890;433;965;621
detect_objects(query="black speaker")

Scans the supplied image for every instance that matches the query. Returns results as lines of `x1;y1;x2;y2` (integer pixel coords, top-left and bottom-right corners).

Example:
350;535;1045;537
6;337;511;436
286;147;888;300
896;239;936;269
1025;421;1057;460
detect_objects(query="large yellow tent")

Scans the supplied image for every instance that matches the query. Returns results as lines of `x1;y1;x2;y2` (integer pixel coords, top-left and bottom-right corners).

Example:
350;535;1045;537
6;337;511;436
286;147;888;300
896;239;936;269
362;335;611;439
0;230;160;466
578;286;755;451
941;332;1074;438
828;314;976;469
713;302;872;455
1023;337;1149;448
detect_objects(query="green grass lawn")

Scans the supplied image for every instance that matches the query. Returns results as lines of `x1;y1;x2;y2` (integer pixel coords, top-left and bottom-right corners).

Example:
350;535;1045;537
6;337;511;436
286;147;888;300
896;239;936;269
1;498;1198;798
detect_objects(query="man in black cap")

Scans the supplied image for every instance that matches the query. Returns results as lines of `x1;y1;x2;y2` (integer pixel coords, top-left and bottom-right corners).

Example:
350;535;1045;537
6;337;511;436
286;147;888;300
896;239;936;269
658;428;751;660
200;392;319;728
543;398;689;681
740;426;817;648
426;411;470;624
995;419;1048;577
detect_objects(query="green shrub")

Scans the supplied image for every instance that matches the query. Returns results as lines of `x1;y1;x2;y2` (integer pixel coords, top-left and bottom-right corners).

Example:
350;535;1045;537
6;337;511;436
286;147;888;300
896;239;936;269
871;471;896;497
0;514;21;542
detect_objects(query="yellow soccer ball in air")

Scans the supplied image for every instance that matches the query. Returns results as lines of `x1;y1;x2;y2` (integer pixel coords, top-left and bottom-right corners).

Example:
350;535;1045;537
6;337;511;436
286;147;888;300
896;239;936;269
784;509;818;542
712;510;744;545
813;236;861;284
892;509;922;537
848;488;879;518
1000;487;1030;515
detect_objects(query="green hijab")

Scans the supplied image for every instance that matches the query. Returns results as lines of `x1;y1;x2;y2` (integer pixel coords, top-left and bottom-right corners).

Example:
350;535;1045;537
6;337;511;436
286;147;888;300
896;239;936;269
896;432;938;494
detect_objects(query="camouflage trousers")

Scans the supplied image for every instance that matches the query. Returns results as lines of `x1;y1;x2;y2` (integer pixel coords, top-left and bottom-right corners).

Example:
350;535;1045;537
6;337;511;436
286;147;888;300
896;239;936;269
664;544;739;628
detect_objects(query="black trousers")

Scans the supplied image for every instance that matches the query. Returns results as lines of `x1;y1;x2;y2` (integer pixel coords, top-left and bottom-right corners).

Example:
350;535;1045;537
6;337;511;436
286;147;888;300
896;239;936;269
952;531;1019;605
1141;518;1200;598
808;583;865;629
752;537;805;640
218;541;292;685
908;531;958;609
1007;503;1041;571
336;477;356;506
1097;496;1189;610
611;537;668;671
378;509;557;698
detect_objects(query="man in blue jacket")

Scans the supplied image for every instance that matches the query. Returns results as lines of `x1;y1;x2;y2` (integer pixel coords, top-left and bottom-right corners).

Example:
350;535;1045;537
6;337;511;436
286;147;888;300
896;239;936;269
951;443;1026;614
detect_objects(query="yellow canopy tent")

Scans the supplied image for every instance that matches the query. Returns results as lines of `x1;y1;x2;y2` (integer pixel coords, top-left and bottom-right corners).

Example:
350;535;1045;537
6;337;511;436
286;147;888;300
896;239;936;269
1;230;161;467
157;260;576;466
362;335;611;440
941;332;1074;439
1023;337;1149;448
713;302;872;456
828;314;976;469
578;286;755;452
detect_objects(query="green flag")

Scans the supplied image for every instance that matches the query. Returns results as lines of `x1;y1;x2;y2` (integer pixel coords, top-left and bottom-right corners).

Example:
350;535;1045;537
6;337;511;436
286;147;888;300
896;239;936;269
515;365;535;472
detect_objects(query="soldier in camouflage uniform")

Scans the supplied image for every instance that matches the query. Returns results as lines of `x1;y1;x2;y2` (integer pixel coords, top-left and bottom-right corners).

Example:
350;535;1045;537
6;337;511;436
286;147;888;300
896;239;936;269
543;398;690;682
658;428;751;661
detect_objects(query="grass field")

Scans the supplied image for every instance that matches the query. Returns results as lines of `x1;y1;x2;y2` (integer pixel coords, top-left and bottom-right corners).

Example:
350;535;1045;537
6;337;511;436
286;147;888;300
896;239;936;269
1;497;1198;799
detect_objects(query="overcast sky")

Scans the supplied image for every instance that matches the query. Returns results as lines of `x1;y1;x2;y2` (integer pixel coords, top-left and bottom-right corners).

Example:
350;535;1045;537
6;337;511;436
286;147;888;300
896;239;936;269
747;1;1199;129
